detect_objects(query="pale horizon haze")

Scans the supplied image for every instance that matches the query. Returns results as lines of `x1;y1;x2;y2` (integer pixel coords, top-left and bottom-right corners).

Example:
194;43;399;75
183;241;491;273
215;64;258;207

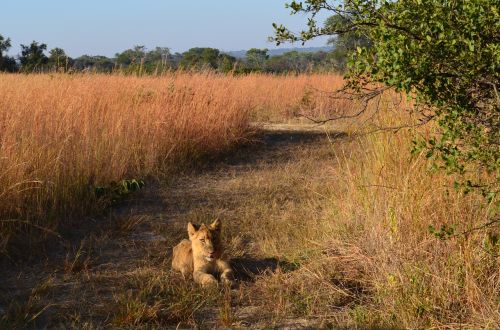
0;1;330;57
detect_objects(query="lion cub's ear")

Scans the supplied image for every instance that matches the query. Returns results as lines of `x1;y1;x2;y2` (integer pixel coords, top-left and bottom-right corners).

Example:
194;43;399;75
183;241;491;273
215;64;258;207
187;222;199;239
209;219;221;232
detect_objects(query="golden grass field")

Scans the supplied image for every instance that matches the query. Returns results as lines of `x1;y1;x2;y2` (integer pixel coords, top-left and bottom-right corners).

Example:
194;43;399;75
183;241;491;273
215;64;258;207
0;73;353;250
0;73;498;328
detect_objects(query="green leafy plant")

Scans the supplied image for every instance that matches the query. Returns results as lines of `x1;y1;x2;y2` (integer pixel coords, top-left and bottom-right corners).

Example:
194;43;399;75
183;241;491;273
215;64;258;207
94;179;145;205
428;224;456;240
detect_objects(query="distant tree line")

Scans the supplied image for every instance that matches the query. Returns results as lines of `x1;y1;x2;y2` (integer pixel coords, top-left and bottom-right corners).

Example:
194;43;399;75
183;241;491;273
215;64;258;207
0;29;361;74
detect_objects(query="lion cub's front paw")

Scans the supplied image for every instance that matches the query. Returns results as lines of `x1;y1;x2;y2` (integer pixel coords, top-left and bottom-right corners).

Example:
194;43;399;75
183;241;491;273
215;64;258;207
221;278;235;289
221;272;235;288
200;274;218;287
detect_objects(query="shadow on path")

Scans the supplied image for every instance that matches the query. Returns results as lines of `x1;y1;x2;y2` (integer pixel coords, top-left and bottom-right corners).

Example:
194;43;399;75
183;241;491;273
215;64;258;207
202;125;347;169
231;257;299;282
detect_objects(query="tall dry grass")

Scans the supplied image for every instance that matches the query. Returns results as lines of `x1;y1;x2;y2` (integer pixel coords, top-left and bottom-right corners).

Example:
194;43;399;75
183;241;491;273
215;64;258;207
323;102;499;327
0;72;347;251
0;73;253;249
243;93;499;328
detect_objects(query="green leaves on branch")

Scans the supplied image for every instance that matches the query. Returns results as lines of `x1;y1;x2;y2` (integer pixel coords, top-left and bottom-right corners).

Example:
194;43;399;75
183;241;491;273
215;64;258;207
274;0;499;201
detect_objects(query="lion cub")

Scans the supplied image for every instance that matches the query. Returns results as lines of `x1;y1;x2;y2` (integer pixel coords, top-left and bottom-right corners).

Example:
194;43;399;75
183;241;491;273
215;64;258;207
172;219;234;287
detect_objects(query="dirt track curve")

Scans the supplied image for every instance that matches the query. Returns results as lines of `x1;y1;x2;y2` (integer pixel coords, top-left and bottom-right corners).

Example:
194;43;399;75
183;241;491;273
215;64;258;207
0;123;347;329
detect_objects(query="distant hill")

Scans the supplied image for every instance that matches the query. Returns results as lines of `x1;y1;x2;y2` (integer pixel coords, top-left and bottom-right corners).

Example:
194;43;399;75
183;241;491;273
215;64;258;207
225;46;333;59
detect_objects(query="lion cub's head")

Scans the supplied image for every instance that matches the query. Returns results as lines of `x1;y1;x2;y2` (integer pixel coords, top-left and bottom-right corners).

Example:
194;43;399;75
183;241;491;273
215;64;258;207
187;219;222;262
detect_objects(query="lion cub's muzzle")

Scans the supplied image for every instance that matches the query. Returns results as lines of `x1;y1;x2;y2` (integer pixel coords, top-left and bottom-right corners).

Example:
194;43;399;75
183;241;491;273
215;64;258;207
205;252;216;262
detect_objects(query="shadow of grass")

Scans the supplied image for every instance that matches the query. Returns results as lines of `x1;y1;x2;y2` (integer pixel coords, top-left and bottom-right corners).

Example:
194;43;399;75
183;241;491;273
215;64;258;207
230;257;299;282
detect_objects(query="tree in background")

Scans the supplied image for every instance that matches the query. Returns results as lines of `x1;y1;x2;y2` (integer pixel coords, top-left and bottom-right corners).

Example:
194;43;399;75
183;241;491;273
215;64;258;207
324;14;370;71
0;34;10;56
73;55;115;72
218;53;237;73
19;41;48;72
168;52;184;69
245;48;269;71
48;47;72;72
244;50;333;73
273;0;499;201
180;47;221;70
115;45;146;66
146;47;171;71
115;46;176;73
0;34;17;72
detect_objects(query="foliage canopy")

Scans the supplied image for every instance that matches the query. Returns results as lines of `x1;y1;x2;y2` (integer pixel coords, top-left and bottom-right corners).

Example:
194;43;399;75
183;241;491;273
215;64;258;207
273;0;499;201
0;34;17;72
19;41;49;72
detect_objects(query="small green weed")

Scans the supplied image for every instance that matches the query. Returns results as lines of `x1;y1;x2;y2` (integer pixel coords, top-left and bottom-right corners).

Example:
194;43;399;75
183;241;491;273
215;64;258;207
94;179;145;205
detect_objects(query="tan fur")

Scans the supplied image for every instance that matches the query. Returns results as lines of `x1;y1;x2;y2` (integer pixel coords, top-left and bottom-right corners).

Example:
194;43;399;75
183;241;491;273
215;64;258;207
172;219;234;287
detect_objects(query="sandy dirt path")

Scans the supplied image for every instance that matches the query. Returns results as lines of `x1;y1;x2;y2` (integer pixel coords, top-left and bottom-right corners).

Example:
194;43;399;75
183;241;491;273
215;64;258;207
0;124;348;329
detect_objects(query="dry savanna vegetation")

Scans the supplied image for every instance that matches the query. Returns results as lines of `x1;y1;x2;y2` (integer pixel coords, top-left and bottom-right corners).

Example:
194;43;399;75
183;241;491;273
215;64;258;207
0;73;498;329
0;73;354;250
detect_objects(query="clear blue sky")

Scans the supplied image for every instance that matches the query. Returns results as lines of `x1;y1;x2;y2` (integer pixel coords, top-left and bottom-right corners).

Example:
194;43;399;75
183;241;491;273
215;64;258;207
0;0;330;57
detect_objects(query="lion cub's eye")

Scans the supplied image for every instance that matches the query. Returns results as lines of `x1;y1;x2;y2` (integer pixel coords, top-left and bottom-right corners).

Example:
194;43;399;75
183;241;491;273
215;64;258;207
200;238;206;243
